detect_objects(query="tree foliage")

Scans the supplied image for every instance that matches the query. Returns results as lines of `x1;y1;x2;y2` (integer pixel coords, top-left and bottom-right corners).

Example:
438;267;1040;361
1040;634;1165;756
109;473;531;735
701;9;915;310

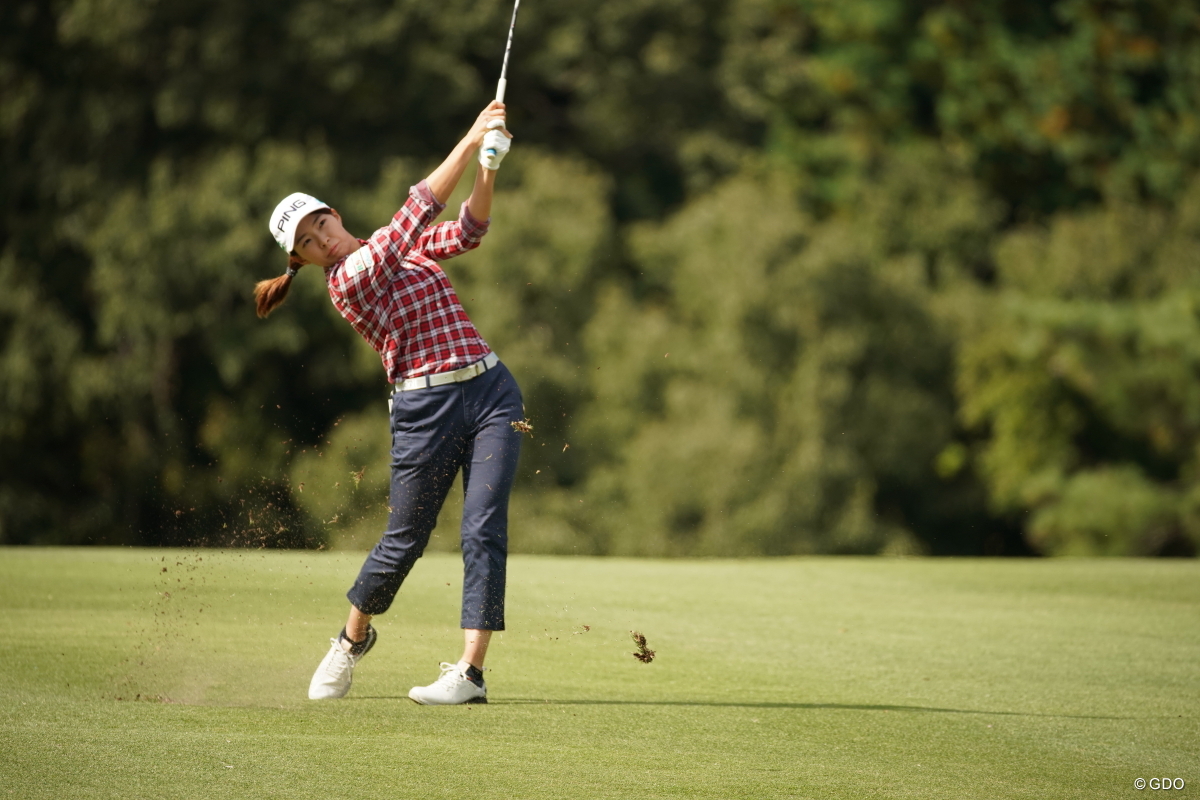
2;0;1198;556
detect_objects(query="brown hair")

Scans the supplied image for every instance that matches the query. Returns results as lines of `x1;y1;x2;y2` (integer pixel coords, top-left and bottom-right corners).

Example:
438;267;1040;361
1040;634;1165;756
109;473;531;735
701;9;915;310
254;255;305;318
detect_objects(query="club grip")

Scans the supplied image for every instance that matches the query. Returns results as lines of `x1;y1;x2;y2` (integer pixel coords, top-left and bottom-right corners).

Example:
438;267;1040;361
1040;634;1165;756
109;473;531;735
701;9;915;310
487;79;508;153
484;117;506;156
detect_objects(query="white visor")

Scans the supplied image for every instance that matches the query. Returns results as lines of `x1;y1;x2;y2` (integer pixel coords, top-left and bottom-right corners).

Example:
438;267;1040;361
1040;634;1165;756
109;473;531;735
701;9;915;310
269;192;331;252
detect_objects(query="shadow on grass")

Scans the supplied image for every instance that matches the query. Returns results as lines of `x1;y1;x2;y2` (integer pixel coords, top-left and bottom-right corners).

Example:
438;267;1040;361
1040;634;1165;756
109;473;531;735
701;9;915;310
347;697;1128;719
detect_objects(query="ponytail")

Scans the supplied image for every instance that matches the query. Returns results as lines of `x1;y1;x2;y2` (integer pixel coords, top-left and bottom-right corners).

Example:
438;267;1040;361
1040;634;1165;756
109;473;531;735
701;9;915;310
254;256;305;318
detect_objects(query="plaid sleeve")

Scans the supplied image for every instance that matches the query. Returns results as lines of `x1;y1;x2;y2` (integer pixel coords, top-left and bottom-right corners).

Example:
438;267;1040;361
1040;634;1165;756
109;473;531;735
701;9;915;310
414;200;490;262
326;181;444;311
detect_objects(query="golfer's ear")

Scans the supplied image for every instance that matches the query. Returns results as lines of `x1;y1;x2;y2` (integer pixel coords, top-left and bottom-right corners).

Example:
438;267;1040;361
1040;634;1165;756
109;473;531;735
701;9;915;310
254;256;305;318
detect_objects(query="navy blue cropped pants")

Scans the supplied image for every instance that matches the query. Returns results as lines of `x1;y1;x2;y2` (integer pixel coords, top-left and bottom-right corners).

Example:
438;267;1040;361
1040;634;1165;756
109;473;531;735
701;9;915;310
346;359;523;630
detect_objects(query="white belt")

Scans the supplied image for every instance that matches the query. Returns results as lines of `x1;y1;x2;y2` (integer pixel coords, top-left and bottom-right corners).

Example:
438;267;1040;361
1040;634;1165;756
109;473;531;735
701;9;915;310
392;352;499;393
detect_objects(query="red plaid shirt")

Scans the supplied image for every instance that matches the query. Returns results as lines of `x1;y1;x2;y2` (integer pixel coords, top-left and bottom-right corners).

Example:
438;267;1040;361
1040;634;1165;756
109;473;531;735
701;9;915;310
324;181;492;382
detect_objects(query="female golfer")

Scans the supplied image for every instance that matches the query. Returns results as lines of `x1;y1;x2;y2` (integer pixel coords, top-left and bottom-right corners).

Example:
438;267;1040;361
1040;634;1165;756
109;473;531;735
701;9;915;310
256;101;518;705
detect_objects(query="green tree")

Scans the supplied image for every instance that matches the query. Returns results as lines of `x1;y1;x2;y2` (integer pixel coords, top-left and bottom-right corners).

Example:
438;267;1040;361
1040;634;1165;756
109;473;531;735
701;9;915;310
571;147;1000;555
957;175;1200;555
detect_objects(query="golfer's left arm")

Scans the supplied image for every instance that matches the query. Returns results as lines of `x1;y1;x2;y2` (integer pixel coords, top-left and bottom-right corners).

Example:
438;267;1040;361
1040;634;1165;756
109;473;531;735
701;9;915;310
466;165;497;222
415;166;496;261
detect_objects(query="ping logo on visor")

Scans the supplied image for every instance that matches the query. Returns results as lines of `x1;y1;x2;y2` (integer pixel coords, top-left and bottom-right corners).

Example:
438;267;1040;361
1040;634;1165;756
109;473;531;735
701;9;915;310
269;192;330;252
276;198;309;233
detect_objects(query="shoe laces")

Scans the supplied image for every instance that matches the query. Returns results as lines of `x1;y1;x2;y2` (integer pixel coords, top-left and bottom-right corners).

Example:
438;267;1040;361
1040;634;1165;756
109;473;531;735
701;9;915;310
325;638;356;678
430;661;468;689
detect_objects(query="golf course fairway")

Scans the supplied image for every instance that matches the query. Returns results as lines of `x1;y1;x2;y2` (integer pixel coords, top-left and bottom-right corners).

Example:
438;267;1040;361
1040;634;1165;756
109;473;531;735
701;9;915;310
1;548;1196;798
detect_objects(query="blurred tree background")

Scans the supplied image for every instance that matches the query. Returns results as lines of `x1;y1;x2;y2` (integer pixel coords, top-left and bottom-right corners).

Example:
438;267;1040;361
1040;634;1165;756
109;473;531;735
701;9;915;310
2;0;1199;556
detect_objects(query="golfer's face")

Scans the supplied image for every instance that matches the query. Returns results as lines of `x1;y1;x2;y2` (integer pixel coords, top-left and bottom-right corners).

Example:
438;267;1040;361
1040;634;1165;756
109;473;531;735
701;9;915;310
293;211;355;268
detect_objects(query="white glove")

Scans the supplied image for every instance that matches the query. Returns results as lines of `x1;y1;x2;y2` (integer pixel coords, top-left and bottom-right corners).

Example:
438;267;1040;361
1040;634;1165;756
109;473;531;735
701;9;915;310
479;120;511;171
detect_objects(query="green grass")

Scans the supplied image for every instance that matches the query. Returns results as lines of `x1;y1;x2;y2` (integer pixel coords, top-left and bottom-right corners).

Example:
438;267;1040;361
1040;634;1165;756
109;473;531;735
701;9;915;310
0;549;1197;799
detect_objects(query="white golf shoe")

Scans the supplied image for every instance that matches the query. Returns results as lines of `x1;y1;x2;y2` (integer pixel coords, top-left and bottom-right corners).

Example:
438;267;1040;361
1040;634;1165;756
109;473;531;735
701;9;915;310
308;626;376;700
408;662;487;705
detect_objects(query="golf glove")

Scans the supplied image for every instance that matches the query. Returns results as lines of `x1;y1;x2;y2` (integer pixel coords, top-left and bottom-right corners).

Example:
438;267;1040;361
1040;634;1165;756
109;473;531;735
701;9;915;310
479;121;511;171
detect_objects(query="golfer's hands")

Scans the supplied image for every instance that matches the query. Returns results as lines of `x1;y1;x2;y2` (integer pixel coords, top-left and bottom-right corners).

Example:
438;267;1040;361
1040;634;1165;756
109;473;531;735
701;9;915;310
480;120;511;170
468;101;511;148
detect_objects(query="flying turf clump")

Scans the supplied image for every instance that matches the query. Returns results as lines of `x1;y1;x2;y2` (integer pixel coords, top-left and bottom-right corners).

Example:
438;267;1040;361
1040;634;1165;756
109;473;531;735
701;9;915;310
630;631;655;663
511;418;534;436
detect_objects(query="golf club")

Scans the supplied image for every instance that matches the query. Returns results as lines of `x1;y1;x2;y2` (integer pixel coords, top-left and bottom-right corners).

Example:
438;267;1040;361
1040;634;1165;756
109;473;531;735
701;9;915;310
486;0;521;157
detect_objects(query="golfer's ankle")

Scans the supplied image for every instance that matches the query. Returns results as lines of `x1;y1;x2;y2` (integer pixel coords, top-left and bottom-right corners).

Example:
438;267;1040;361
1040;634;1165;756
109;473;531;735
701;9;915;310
339;627;368;653
457;660;485;686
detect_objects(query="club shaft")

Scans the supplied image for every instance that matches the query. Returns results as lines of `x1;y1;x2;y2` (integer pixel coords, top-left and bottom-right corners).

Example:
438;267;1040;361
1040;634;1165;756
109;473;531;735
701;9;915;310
495;0;520;102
